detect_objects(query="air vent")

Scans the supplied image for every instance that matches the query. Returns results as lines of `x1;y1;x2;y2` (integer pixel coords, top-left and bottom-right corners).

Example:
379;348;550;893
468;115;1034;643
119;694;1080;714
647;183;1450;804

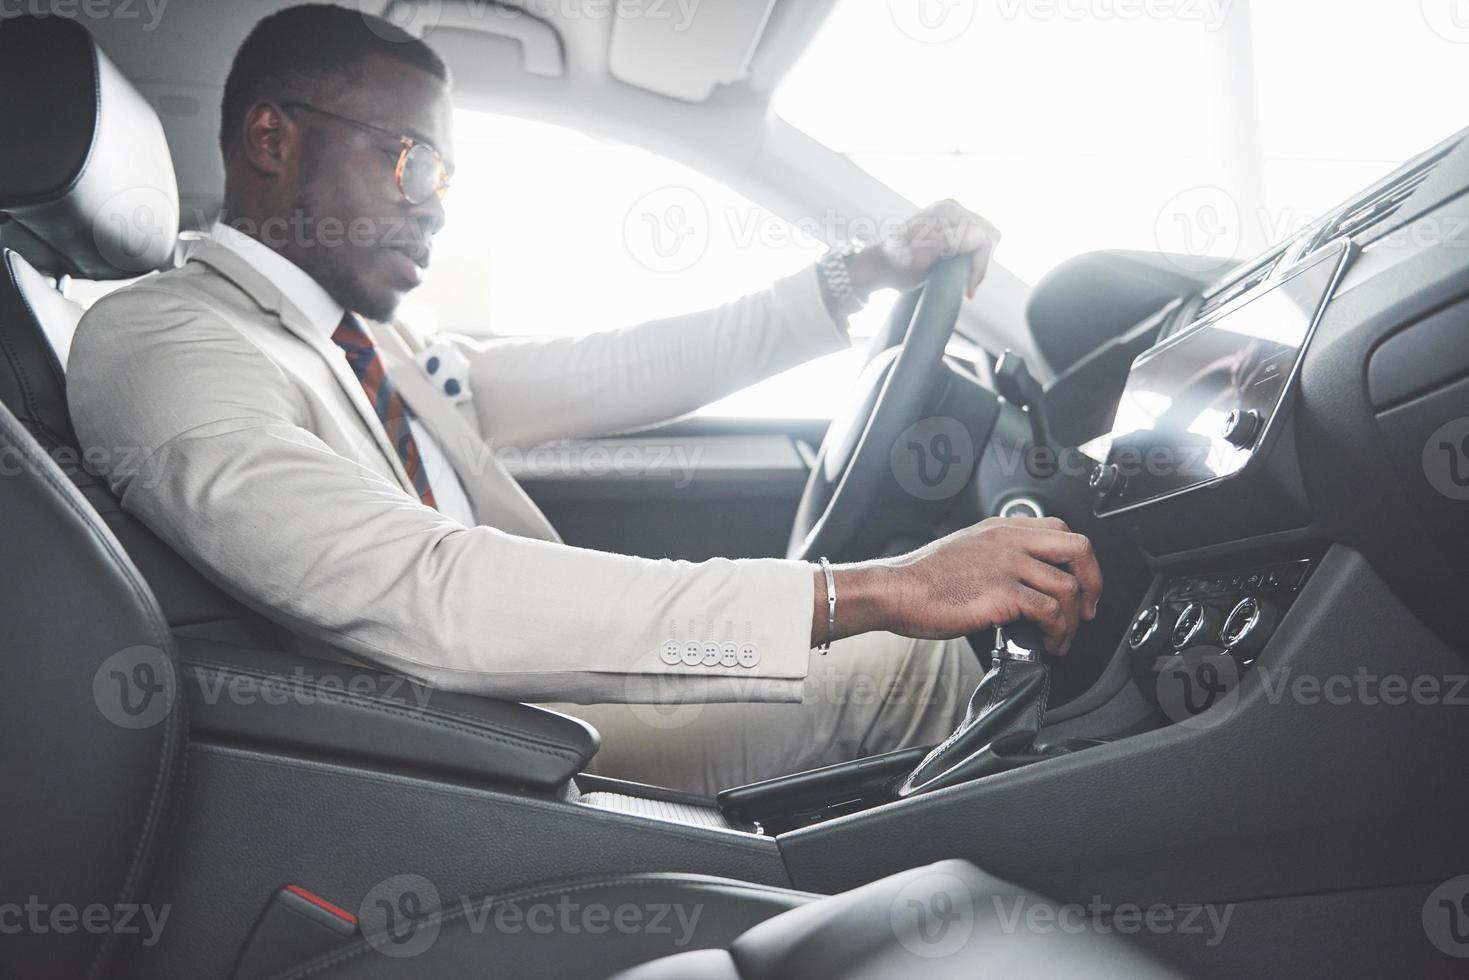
1193;247;1288;321
1191;141;1455;326
1311;145;1453;248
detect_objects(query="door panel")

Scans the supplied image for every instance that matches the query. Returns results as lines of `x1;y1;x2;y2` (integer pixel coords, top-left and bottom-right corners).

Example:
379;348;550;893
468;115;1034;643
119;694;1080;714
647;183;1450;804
516;417;827;560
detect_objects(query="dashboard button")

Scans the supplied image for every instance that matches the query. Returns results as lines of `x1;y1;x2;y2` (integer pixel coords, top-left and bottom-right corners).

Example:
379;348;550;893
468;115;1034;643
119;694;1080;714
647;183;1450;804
1089;462;1124;494
1222;409;1263;448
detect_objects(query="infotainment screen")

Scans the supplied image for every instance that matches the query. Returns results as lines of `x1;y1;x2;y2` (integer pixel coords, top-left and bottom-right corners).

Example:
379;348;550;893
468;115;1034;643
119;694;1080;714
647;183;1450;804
1092;239;1353;514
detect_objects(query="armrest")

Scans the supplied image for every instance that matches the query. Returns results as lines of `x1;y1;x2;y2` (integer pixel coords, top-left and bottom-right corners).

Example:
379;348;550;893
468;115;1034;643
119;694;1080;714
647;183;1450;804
175;636;599;793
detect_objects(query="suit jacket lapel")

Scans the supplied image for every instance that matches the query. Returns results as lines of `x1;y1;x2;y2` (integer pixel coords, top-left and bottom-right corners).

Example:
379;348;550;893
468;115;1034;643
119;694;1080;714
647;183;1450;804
185;241;417;495
375;331;562;543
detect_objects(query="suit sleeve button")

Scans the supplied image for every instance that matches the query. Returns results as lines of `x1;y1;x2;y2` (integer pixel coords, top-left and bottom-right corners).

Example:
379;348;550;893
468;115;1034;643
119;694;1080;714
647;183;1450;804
660;640;681;665
737;643;760;668
701;642;720;666
719;642;739;667
681;642;703;666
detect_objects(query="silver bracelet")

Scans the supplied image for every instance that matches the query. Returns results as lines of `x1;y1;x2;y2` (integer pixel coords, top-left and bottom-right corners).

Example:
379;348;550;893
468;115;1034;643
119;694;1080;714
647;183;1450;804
817;556;836;654
818;242;867;319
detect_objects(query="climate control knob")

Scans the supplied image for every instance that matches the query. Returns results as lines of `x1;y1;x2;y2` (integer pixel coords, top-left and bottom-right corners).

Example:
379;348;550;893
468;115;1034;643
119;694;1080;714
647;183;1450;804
1220;596;1278;661
1127;604;1177;656
1172;601;1223;650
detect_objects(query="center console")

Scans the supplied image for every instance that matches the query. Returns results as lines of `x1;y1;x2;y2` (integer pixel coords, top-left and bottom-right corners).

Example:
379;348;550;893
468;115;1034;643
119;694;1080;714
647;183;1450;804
1122;555;1318;719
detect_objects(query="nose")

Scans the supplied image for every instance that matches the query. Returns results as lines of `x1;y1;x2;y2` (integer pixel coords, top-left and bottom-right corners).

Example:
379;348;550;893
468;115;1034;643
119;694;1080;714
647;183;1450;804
415;190;446;237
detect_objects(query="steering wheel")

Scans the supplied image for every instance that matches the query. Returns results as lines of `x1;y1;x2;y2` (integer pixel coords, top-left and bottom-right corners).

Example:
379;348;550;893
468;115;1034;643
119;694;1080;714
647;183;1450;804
787;254;971;562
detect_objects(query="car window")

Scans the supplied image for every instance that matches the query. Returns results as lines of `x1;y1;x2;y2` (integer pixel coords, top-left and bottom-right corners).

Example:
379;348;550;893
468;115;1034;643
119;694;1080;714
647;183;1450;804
776;0;1469;283
402;110;895;419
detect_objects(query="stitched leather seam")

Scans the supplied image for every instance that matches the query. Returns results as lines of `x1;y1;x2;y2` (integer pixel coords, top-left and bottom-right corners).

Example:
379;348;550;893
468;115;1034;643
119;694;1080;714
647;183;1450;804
183;662;581;766
270;876;814;980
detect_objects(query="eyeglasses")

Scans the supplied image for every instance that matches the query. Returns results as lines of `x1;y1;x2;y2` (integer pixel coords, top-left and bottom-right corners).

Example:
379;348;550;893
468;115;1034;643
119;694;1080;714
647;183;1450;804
281;101;451;205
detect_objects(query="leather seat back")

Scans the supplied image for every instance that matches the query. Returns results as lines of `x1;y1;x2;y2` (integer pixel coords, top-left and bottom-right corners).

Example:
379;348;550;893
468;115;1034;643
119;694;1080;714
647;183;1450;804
0;15;277;641
0;395;185;979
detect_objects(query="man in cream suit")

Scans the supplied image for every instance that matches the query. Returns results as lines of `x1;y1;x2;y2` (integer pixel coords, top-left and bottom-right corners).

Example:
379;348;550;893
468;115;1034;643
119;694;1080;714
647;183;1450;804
68;5;1101;794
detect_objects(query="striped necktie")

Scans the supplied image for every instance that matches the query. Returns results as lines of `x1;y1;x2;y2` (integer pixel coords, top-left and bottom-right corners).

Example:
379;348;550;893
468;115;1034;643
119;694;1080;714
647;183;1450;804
331;312;439;509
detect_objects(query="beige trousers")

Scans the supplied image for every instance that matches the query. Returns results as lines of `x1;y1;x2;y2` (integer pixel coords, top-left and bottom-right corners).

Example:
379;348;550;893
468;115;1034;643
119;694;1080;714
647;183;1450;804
556;634;987;798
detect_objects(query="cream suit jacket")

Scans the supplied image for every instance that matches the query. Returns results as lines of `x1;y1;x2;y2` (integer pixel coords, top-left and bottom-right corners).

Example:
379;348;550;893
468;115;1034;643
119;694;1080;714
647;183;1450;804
67;238;850;703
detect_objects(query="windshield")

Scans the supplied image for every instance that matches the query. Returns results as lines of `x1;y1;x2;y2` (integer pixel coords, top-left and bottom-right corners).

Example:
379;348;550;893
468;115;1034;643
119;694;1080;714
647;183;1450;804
775;0;1469;282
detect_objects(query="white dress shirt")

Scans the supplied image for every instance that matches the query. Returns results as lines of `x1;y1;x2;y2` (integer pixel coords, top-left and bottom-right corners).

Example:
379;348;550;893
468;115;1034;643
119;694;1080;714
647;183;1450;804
209;221;478;525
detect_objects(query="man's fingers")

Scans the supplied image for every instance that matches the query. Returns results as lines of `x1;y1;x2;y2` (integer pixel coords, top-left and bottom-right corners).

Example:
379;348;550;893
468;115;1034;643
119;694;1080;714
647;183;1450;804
1008;528;1102;619
1017;556;1086;624
1012;585;1073;657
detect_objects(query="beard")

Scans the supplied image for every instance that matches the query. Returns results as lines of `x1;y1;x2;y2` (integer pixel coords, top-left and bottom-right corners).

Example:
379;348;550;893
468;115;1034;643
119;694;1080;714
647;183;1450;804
283;141;405;322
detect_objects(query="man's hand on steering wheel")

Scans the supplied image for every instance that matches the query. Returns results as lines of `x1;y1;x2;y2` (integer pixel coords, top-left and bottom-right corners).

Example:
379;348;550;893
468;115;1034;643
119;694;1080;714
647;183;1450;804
813;517;1102;659
845;200;1002;301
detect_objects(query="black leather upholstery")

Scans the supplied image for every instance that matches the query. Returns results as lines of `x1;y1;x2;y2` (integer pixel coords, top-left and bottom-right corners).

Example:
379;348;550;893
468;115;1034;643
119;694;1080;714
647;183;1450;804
615;860;1185;980
177;636;601;792
0;15;179;278
0;399;185;980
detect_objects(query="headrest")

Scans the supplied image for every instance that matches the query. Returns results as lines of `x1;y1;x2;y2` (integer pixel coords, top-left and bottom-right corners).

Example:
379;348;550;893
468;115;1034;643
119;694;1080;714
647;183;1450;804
0;15;179;279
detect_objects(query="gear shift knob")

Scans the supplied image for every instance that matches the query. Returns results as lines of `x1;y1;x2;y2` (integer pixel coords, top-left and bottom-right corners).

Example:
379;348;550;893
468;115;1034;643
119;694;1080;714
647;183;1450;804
996;620;1046;661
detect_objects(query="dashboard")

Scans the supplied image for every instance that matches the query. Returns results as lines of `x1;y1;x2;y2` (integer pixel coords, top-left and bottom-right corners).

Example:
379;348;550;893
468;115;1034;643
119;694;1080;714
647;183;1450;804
1005;123;1469;713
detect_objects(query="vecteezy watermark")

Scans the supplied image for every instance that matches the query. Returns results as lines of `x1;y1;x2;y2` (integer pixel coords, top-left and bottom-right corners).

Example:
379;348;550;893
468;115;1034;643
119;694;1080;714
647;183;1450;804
1423;875;1469;958
357;873;706;959
1423;418;1469;501
369;0;704;41
891;870;977;958
992;893;1235;946
988;438;1213;485
620;192;988;274
0;441;175;492
1421;0;1469;44
1255;667;1469;709
888;0;978;44
0;898;171;947
202;208;435;254
0;0;170;30
92;185;181;275
359;875;443;959
185;664;437;714
1153;186;1244;275
622;186;711;274
1157;659;1469;729
1154;653;1241;730
93;645;175;731
995;0;1233;30
488;439;707;490
891;417;977;501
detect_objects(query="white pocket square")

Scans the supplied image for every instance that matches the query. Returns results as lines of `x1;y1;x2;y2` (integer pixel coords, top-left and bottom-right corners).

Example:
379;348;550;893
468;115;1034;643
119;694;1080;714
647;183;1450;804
416;340;473;405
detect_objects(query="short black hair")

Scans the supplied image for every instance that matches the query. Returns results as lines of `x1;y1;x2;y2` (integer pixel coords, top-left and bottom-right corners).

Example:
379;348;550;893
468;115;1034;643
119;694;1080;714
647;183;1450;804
220;3;449;156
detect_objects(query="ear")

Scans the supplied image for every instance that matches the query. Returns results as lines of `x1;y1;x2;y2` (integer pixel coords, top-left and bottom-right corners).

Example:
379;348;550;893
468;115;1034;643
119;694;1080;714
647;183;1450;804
239;102;297;178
